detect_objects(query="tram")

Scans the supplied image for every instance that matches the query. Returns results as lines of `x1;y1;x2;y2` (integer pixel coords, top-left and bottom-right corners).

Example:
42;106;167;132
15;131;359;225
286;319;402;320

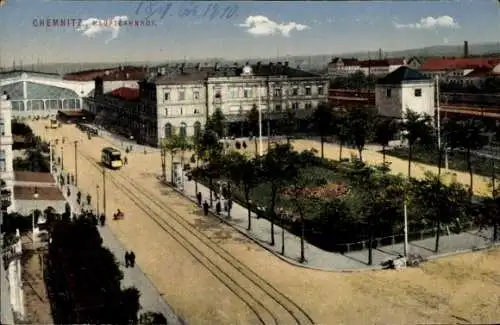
101;147;123;169
49;119;59;129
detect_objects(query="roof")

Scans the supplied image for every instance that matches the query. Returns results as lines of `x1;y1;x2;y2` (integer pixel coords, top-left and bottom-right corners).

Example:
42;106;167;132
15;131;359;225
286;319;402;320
150;62;322;85
108;87;140;101
0;70;61;80
57;109;87;117
14;185;65;201
359;59;405;68
15;171;56;183
63;66;146;81
377;66;430;85
464;67;496;78
420;58;500;71
329;58;360;66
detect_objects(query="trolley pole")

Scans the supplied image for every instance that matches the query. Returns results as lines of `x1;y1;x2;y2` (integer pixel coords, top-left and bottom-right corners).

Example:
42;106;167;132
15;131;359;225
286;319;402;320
102;169;107;217
74;141;78;187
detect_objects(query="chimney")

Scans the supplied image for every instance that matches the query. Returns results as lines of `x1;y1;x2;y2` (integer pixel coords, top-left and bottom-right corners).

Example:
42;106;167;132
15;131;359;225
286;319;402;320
464;41;469;58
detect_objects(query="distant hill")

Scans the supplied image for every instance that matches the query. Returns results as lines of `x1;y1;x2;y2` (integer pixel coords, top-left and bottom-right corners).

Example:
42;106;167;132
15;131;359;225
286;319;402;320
2;42;499;75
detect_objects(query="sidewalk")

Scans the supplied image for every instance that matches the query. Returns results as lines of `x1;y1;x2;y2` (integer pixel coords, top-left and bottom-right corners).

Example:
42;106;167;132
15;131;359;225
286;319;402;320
54;167;184;324
174;174;496;271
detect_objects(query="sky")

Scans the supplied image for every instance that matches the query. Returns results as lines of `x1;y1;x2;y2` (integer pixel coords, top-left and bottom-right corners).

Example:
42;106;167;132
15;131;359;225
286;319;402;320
0;0;499;65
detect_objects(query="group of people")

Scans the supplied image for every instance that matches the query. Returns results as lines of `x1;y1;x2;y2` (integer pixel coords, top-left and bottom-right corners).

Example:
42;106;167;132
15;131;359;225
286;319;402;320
124;251;136;268
197;191;233;217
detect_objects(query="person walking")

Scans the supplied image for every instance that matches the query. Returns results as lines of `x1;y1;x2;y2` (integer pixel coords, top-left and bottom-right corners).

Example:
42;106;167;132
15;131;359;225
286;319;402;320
196;192;202;206
215;201;221;215
203;201;209;216
124;156;128;165
99;214;105;226
124;251;130;268
129;251;136;268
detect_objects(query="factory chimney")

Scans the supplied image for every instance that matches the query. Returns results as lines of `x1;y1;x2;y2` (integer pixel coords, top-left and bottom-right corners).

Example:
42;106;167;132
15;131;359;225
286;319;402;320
464;41;469;58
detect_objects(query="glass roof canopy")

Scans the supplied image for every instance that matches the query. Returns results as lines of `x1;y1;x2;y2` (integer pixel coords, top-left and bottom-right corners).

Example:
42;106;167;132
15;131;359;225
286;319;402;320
0;81;80;100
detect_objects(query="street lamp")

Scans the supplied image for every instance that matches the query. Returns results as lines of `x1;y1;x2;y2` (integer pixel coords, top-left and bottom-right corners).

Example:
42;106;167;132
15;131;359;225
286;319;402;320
96;185;100;216
32;187;39;249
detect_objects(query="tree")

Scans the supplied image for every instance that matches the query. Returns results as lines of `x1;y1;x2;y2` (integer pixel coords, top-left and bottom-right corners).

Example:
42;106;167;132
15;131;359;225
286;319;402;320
477;196;500;242
139;312;168;325
195;129;224;206
246;104;260;156
411;173;469;252
278;107;297;145
400;109;433;178
261;144;299;246
285;150;318;262
334;110;350;160
374;116;400;164
345;105;376;162
207;108;226;138
445;119;487;198
310;102;334;159
226;152;260;230
161;135;183;184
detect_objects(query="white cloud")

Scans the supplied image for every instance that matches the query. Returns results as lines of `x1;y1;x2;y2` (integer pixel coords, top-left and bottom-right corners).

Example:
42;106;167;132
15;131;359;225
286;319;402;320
394;15;459;29
238;15;309;37
77;16;128;44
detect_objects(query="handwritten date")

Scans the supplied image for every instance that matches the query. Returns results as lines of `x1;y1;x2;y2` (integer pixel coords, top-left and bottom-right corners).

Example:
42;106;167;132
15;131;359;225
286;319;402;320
135;2;239;21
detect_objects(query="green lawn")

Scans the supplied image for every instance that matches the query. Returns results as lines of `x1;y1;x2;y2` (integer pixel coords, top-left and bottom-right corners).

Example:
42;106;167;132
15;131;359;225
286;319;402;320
383;146;497;178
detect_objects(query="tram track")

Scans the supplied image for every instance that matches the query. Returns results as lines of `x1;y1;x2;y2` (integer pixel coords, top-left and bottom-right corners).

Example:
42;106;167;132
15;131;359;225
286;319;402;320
77;149;315;325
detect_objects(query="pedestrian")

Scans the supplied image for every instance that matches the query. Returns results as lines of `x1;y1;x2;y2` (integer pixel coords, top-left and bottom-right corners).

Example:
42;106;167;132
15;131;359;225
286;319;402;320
100;214;105;226
203;200;209;216
197;192;202;206
124;156;128;165
124;251;130;268
129;251;136;267
228;199;233;212
215;201;221;215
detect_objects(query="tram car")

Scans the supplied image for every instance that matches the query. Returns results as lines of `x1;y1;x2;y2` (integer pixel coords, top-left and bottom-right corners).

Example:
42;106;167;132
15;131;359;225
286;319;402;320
101;147;123;169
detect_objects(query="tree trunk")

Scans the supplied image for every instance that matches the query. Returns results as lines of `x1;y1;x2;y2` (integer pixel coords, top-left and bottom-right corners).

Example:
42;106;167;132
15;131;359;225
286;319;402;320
245;189;251;230
434;218;441;253
281;213;285;255
339;142;343;160
300;214;305;263
358;148;363;162
467;149;473;199
170;154;174;184
368;227;373;266
227;182;232;218
270;187;277;246
382;145;386;164
320;136;325;159
254;137;258;157
408;145;413;178
194;159;199;195
437;145;443;179
286;136;290;145
209;178;213;207
161;148;166;180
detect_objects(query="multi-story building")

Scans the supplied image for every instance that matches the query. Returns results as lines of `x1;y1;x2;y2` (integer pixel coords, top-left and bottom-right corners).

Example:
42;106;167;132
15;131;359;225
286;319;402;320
419;58;500;85
147;62;329;146
0;93;14;213
359;59;407;76
376;66;435;119
326;58;361;77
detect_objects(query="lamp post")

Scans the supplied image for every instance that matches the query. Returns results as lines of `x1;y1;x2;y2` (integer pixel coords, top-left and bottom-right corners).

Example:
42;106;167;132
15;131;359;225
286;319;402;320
61;146;64;170
96;185;100;216
49;142;53;174
74;141;79;186
32;187;39;249
258;85;263;157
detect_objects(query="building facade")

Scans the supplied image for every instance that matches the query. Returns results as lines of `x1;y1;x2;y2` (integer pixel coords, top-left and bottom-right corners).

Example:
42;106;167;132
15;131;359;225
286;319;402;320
0;95;14;212
152;62;329;145
376;66;435;119
0;71;94;118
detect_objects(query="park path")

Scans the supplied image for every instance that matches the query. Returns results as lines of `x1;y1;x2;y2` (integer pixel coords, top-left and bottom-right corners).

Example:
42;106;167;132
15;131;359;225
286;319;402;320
52;165;185;325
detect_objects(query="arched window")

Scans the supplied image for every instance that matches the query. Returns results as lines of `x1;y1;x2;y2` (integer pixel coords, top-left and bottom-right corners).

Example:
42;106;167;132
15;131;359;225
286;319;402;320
164;123;172;138
179;122;187;137
193;121;202;138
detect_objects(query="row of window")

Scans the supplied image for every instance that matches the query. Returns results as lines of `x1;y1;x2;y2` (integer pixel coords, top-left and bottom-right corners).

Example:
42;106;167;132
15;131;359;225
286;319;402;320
0;150;6;172
9;99;81;111
0;119;5;136
385;88;422;98
163;86;325;102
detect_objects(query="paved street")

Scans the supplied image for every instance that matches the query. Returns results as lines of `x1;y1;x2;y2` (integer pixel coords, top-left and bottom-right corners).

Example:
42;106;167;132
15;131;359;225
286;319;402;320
55;168;185;325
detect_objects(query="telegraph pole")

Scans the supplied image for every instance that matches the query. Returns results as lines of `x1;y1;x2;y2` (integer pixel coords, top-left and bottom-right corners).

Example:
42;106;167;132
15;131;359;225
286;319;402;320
61;146;64;170
102;169;106;216
74;141;78;186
